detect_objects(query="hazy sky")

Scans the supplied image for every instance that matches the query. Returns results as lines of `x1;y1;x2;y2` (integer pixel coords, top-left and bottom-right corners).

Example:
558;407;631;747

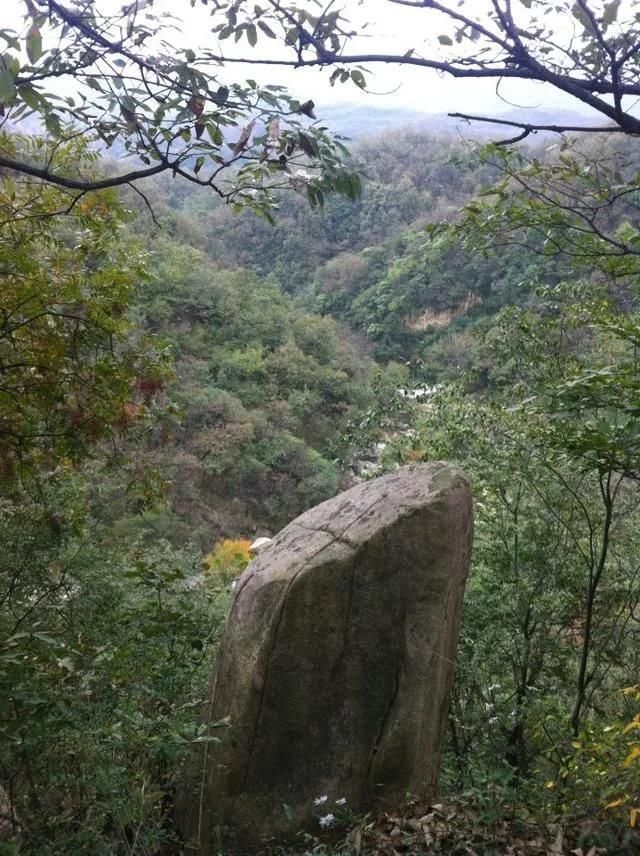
178;0;587;117
5;0;593;118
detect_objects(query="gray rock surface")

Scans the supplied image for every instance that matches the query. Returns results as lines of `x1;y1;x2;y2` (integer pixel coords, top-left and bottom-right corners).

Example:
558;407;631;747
178;462;473;853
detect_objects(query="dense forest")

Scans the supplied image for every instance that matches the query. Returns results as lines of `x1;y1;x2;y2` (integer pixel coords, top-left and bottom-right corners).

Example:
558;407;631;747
2;122;639;855
2;1;640;854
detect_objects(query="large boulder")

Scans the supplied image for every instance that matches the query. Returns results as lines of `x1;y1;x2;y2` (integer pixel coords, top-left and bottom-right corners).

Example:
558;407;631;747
178;462;473;853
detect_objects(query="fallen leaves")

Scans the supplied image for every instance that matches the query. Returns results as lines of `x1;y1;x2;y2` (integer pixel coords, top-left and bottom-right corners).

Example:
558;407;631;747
326;796;639;855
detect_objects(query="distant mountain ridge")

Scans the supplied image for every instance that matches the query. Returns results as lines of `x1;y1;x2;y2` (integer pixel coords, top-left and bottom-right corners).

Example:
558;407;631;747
318;102;599;140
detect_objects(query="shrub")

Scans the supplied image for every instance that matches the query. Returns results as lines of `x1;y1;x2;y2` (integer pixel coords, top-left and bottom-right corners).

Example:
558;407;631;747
204;538;253;583
0;483;231;854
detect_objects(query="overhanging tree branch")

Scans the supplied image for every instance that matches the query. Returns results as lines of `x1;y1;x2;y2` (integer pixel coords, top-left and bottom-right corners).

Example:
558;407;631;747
449;112;627;138
0;153;167;191
3;0;640;202
207;0;640;137
0;0;362;213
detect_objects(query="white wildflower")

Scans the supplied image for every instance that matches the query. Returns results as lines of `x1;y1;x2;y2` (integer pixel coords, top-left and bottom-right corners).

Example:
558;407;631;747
313;795;328;806
335;797;347;806
319;813;335;828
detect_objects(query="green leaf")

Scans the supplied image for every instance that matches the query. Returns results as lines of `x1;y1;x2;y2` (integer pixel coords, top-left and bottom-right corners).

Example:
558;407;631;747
438;34;453;46
247;24;257;47
32;631;59;646
351;69;366;89
571;2;596;33
603;0;621;26
26;23;42;64
207;123;223;145
214;85;229;105
0;31;20;51
297;131;316;157
0;69;15;104
18;84;39;110
194;155;205;175
258;20;276;38
298;99;316;118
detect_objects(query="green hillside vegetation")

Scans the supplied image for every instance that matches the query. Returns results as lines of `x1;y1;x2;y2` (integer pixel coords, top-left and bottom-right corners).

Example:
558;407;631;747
124;234;381;543
162;131;496;293
2;123;640;854
3;0;640;852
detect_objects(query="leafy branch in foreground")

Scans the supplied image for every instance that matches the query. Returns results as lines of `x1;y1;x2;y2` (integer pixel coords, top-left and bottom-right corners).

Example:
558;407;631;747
3;1;640;205
0;1;361;214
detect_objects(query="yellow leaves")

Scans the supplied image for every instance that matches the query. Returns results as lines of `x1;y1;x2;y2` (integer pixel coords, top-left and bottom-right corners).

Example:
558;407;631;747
619;701;640;768
204;538;253;583
404;447;426;464
211;538;252;563
622;746;640;767
545;780;556;790
0;133;162;479
597;686;640;828
604;796;640;830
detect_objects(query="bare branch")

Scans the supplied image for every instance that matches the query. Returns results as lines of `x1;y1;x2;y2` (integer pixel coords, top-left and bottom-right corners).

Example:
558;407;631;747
449;112;626;136
0;153;168;192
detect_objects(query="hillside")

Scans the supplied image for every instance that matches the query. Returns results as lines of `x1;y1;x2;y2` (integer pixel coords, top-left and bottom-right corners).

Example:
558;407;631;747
318;103;595;140
3;0;640;851
2;121;640;854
